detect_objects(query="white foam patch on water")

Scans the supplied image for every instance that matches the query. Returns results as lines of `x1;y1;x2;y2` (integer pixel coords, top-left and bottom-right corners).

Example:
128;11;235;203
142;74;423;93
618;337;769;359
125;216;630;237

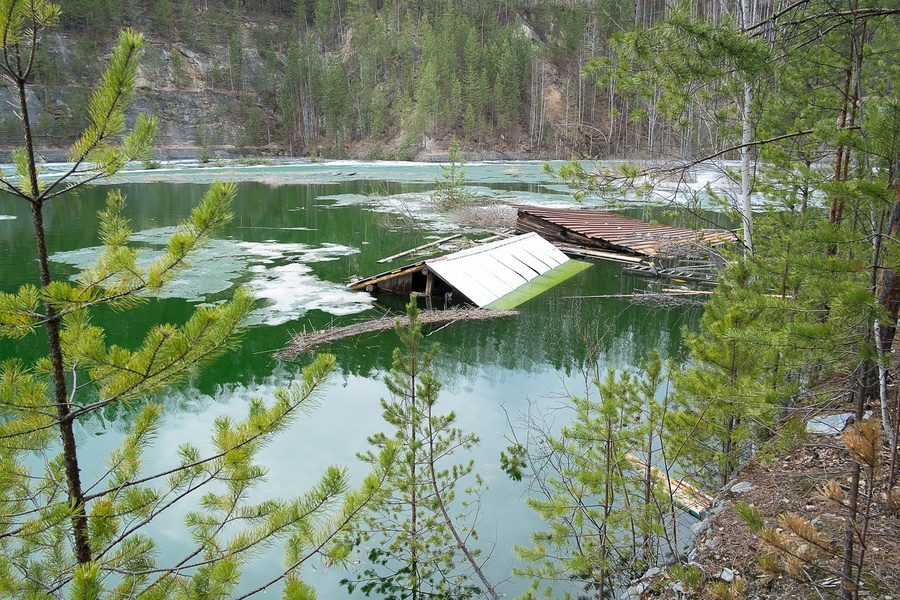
50;229;371;325
0;215;15;220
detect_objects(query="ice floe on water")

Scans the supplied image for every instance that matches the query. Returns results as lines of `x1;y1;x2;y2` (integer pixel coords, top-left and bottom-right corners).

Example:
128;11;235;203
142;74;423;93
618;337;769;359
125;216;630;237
334;192;462;234
243;261;370;326
235;240;371;325
7;158;824;212
50;227;372;326
235;240;353;264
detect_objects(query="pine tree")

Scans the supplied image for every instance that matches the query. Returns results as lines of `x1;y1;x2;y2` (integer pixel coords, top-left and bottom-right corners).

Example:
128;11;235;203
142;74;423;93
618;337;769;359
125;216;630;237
582;5;769;242
509;352;680;597
153;0;174;36
431;140;472;211
341;300;499;600
668;273;783;489
322;58;350;152
413;32;440;149
228;32;244;92
0;5;391;597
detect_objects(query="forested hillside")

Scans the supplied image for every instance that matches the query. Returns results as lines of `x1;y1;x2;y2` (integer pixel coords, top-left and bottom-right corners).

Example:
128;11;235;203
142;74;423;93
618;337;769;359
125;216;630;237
0;0;754;160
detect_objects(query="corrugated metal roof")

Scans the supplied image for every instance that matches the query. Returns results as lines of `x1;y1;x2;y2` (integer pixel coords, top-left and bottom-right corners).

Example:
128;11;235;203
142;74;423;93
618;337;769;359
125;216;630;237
425;232;569;306
511;204;737;256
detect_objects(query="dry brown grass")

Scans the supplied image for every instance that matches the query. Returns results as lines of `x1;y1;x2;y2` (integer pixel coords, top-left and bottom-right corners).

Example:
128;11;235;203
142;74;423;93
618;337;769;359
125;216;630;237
679;438;900;599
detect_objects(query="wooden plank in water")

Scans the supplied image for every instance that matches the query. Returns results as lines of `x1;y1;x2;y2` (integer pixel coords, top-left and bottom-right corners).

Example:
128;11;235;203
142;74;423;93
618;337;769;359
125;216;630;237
626;453;713;519
376;234;463;264
349;263;424;291
661;289;713;295
475;232;514;244
552;242;643;263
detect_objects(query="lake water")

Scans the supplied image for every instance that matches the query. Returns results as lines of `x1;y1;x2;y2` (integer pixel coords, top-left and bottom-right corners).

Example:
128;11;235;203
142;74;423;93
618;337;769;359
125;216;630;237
0;160;728;597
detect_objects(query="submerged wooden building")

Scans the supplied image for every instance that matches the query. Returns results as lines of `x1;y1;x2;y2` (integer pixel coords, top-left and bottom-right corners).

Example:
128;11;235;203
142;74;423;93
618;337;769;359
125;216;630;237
510;204;738;259
350;232;586;309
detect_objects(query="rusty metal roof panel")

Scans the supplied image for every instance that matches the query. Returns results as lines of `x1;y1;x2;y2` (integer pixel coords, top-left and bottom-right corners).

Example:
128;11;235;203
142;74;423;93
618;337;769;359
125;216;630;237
511;204;737;256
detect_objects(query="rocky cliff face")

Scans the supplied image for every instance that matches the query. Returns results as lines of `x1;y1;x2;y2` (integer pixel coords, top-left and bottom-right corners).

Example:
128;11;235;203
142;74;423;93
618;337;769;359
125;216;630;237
2;12;568;162
2;31;273;162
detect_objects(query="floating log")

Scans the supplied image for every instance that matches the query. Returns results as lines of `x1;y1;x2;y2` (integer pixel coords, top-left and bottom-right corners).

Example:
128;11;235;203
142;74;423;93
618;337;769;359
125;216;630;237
237;226;317;231
561;294;646;299
376;234;464;264
625;453;713;519
279;308;518;358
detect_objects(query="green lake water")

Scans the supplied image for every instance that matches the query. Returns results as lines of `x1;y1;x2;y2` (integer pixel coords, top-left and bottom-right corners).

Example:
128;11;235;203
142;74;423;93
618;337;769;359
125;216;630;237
0;160;726;597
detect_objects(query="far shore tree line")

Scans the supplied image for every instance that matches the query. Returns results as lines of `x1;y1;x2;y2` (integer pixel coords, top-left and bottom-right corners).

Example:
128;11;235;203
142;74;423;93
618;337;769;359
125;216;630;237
3;0;853;162
2;1;900;600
